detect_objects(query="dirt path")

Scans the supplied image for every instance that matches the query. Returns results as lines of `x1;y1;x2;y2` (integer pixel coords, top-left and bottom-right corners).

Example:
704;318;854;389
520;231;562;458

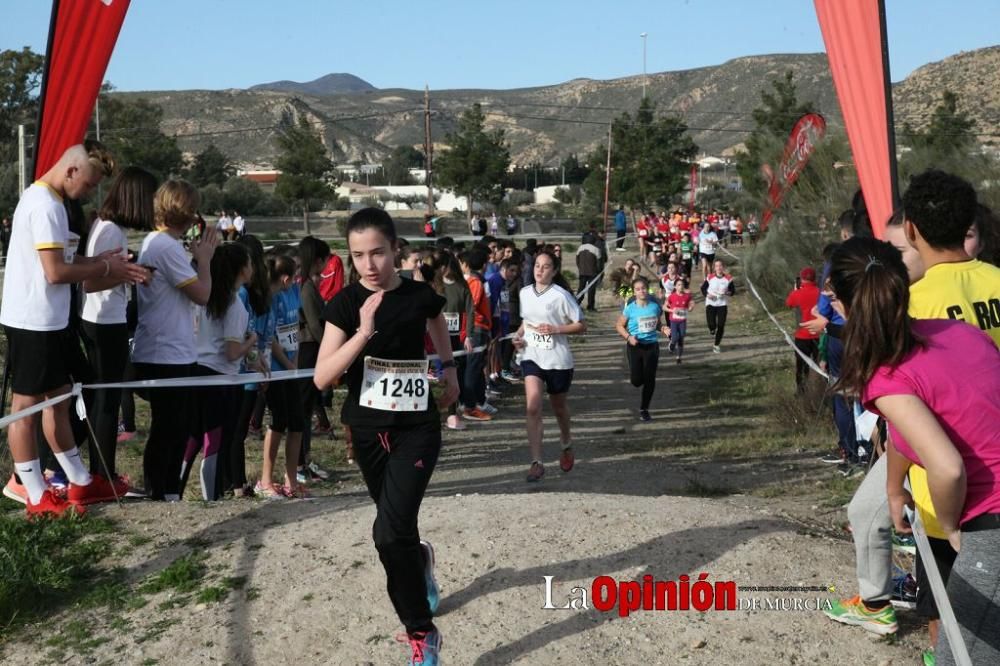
4;250;926;665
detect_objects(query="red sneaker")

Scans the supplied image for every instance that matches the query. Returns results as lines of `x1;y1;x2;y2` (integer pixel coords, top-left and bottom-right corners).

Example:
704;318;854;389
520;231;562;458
67;473;120;505
559;446;575;473
3;474;27;505
27;489;85;518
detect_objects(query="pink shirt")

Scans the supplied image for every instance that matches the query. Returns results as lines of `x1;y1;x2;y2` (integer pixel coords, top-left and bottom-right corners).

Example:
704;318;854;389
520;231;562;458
863;319;1000;524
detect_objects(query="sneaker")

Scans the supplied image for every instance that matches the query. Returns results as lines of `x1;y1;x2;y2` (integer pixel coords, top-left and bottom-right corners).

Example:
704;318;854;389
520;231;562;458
44;470;69;490
559;446;575;473
345;441;355;465
445;415;466;431
3;474;27;505
890;572;917;609
526;461;545;482
500;371;521;383
254;481;286;500
462;408;492;422
420;539;440;614
676;356;682;364
398;629;442;666
891;531;916;555
712;345;721;354
922;648;935;666
823;595;898;635
485;388;502;400
116;427;137;444
838;462;866;478
27;489;85;518
616;247;626;252
307;461;330;481
668;341;676;353
283;484;310;499
819;450;844;464
296;470;309;485
68;473;122;505
639;410;652;422
477;402;498;415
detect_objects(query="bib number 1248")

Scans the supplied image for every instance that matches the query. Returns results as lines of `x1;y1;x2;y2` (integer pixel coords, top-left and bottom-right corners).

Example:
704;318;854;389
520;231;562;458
361;357;430;412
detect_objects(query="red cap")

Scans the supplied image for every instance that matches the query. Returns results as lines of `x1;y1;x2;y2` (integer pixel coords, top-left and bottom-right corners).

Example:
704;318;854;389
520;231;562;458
799;267;816;282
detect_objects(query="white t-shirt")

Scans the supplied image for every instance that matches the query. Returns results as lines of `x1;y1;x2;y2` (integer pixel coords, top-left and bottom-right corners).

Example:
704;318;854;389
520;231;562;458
196;297;249;374
518;283;582;370
699;230;719;255
81;218;129;325
233;216;245;233
132;231;199;365
0;182;74;331
704;274;734;307
218;215;233;231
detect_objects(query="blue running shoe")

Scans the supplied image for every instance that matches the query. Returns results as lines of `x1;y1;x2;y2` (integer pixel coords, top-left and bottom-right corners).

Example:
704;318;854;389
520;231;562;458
400;628;441;666
420;539;440;614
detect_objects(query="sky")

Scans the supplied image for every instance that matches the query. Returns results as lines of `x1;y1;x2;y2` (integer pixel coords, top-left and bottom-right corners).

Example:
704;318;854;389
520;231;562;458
2;0;998;92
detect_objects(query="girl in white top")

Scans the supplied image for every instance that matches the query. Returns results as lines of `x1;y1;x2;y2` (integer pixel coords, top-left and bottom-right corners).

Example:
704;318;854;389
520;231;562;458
132;180;219;501
514;249;586;482
79;166;158;488
183;243;257;500
698;222;719;279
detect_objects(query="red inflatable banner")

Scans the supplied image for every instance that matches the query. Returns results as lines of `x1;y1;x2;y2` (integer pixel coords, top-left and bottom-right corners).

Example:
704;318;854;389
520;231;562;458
814;0;898;239
33;0;132;178
761;113;827;229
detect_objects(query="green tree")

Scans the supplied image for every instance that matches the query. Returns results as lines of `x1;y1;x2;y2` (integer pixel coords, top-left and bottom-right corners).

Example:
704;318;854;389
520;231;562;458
273;113;334;234
222;176;264;215
379;145;423;185
0;48;44;215
583;97;698;211
95;89;183;181
187;144;235;188
434;103;510;217
735;70;817;199
559;153;590;185
901;90;975;157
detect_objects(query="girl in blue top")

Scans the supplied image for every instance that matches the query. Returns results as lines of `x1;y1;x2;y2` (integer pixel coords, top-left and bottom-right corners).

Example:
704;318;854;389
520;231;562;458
615;276;670;421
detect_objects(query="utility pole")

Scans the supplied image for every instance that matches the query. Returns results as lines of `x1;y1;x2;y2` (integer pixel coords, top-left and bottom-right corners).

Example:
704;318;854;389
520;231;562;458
602;122;613;237
18;125;27;194
424;85;435;215
640;32;648;100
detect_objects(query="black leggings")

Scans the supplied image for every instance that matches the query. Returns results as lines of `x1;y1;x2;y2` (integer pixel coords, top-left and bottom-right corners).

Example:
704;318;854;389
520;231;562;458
181;365;241;500
706;305;728;346
229;388;261;491
353;421;441;634
265;377;304;434
626;342;659;410
133;362;195;500
79;321;129;476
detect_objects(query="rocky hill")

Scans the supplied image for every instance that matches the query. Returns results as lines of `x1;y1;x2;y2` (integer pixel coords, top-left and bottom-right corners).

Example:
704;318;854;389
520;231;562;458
118;47;999;169
249;73;376;96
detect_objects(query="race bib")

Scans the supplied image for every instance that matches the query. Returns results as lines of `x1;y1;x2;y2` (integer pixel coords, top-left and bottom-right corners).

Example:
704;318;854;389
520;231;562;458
673;308;688;320
277;323;298;353
525;326;554;350
65;232;80;264
682;251;692;260
360;357;429;411
444;312;460;333
638;228;649;237
637;316;658;334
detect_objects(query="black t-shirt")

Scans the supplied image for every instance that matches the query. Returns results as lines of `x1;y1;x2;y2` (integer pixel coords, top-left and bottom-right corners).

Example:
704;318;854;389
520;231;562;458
323;277;446;428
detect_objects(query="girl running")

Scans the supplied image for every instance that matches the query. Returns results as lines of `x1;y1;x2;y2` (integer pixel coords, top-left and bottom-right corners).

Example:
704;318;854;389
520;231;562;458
701;259;735;353
616;276;669;421
185;243;256;500
514;249;587;481
256;253;306;498
698;221;718;280
132;181;219;501
314;208;458;666
667;278;695;363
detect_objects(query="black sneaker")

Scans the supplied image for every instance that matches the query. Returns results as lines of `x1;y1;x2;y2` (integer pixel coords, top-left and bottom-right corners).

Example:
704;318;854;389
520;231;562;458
820;451;844;464
838;462;866;478
639;410;652;422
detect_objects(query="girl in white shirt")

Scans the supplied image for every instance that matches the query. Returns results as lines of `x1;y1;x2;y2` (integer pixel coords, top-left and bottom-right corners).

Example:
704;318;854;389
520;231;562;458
183;243;257;500
514;249;586;482
80;166;158;491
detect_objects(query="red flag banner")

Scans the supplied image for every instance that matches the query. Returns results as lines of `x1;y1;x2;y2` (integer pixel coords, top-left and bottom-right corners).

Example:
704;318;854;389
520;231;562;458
814;0;897;239
761;113;827;229
33;0;132;178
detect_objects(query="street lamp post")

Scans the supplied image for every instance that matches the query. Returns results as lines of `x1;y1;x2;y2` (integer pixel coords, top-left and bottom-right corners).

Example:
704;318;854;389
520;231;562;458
640;32;648;99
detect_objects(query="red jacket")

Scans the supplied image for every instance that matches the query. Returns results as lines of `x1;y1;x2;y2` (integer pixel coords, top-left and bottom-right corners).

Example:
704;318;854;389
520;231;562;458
318;254;344;302
786;282;820;340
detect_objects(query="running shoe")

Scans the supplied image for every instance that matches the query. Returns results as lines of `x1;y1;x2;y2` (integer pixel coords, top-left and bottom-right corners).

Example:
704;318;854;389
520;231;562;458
485;389;502;400
296;470;309;485
420;539;440;614
838;462;866;478
116;422;137;444
27;489;85;518
68;473;122;505
712;345;721;354
639;410;652;422
500;371;521;383
3;474;28;505
462;408;492;422
445;415;466;431
307;461;330;481
254;481;286;500
526;461;545;482
922;648;935;666
615;247;626;252
890;572;917;609
823;595;898;635
676;356;682;364
668;341;676;353
477;402;498;416
819;450;844;464
45;469;69;490
398;629;442;666
559;446;575;472
891;531;916;555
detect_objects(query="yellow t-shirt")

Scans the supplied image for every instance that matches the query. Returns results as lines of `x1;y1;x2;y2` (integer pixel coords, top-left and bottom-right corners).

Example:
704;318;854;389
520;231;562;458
907;259;1000;538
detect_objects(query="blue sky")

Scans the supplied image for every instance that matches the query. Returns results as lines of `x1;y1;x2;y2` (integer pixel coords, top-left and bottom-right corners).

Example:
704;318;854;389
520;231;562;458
2;0;997;91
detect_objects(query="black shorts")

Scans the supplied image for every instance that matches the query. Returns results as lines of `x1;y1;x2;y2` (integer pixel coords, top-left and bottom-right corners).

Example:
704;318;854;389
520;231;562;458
701;253;715;265
915;535;958;619
520;359;573;395
4;326;78;395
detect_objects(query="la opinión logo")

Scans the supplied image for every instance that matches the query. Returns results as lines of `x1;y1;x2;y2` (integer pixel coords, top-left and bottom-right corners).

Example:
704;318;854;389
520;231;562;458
542;573;738;617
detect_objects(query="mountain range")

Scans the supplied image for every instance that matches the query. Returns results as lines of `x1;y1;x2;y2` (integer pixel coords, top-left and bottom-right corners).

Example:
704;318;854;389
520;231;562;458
117;46;1000;169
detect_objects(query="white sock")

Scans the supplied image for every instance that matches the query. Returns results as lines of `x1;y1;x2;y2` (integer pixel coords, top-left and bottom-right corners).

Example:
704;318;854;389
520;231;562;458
53;448;92;486
14;460;47;504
